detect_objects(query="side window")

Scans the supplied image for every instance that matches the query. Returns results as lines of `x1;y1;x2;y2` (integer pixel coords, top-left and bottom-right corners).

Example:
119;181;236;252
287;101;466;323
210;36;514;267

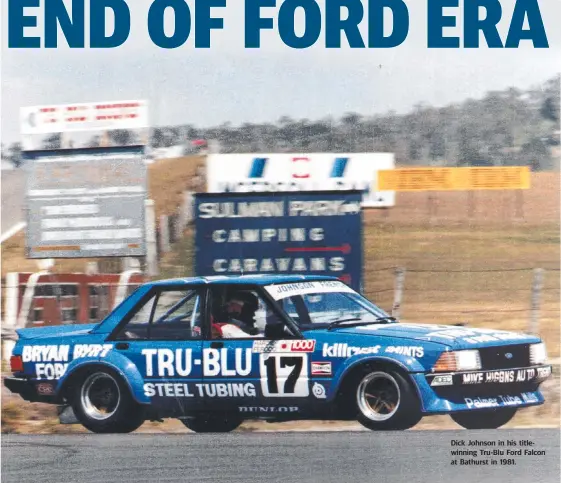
209;287;295;340
117;288;203;340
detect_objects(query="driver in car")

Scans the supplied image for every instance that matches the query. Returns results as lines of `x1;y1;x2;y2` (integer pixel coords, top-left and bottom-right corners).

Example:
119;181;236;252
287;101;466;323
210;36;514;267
211;291;262;339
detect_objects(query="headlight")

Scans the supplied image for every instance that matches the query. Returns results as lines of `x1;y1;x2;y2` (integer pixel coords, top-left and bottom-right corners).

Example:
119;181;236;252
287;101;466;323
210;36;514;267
530;343;548;365
433;350;482;372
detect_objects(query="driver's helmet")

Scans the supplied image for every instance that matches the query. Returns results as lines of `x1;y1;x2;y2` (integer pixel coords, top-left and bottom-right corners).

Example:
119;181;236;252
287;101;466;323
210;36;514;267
224;291;259;326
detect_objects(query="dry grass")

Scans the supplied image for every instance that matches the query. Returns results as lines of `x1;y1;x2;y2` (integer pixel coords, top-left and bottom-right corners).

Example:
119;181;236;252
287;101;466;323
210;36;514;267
148;155;205;221
0;232;92;275
360;224;560;356
366;172;560;226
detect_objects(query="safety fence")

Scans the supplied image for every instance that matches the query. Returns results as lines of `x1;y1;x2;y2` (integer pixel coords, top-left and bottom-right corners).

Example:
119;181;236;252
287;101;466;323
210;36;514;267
363;266;560;343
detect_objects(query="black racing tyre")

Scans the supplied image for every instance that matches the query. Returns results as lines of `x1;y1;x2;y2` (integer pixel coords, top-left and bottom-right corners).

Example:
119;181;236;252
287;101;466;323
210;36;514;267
450;408;517;429
180;413;242;433
71;367;146;434
353;368;422;431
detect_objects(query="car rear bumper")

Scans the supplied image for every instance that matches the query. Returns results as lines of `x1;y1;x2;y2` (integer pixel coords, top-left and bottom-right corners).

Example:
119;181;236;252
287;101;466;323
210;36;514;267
4;377;58;403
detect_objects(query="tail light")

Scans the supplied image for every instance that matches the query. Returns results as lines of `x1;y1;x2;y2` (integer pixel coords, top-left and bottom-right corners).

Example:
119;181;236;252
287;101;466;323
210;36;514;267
10;355;24;373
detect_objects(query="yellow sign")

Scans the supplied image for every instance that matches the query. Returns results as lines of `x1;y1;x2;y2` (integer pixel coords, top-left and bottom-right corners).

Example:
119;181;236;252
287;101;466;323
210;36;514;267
377;167;531;191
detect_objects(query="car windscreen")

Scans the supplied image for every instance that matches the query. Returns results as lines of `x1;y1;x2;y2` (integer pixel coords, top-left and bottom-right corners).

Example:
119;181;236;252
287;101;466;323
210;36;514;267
264;281;390;327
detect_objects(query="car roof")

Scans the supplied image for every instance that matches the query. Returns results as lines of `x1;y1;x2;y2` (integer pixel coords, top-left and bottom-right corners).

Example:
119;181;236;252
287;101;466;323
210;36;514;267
149;274;339;287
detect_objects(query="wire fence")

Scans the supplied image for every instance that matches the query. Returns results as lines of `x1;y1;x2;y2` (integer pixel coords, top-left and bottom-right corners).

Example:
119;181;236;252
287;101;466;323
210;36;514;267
358;266;560;347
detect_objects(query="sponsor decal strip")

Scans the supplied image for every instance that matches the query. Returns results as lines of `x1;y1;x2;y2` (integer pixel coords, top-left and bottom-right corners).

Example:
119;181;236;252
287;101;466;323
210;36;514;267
460;366;552;385
24;344;114;380
464;392;541;409
385;346;425;358
252;340;316;354
238;406;299;413
265;280;354;300
424;327;530;344
427;366;552;386
311;361;332;376
142;348;252;378
23;344;113;363
322;344;425;359
323;343;381;357
143;382;257;398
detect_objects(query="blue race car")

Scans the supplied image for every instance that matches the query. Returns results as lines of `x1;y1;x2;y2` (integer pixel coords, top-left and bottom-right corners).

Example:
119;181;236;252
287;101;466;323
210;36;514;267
5;275;552;433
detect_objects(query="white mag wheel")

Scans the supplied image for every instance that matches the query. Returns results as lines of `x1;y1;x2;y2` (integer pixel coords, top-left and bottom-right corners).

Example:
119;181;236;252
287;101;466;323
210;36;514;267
80;372;121;421
356;371;401;422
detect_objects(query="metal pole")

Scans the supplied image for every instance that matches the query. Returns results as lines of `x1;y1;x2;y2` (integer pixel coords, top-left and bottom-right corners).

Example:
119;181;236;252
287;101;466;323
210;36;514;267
392;267;406;319
529;268;544;335
145;199;159;277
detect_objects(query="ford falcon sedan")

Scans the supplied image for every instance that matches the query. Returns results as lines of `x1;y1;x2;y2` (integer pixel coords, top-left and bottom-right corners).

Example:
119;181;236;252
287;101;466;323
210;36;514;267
4;275;552;432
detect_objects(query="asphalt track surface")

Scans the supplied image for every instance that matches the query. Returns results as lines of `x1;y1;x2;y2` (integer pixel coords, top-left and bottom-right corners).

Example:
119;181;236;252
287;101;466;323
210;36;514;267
2;429;559;483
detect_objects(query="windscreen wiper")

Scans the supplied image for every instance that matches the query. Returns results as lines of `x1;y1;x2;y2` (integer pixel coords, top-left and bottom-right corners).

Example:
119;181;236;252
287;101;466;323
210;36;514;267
375;316;397;323
326;318;363;331
327;316;397;331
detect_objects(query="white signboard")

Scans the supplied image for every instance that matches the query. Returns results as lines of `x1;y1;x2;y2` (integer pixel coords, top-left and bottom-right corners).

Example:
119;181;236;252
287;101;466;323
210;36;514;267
207;153;395;207
25;147;147;259
20;100;149;134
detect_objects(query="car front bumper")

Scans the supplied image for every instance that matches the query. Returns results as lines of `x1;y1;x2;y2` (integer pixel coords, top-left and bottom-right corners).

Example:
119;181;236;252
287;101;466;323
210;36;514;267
413;365;552;414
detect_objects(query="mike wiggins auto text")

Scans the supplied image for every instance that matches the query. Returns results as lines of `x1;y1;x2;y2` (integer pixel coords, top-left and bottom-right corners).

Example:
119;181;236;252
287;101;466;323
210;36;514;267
8;0;549;50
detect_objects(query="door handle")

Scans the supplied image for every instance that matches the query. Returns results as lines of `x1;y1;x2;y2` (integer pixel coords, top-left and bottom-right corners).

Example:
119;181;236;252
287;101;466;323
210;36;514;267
210;341;224;349
116;342;129;350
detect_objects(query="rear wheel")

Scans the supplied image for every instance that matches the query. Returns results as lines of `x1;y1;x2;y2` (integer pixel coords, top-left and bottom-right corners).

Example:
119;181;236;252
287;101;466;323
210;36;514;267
180;413;242;433
451;408;517;429
354;368;422;431
71;368;145;434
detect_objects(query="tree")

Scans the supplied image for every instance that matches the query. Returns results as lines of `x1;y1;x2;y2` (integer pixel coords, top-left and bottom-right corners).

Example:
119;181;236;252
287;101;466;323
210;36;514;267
151;128;166;148
541;97;559;123
42;134;61;149
109;129;132;145
8;143;22;168
519;138;552;171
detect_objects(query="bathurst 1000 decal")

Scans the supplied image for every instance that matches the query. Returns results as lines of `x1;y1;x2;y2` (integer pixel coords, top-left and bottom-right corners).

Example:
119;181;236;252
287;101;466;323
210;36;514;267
252;340;316;353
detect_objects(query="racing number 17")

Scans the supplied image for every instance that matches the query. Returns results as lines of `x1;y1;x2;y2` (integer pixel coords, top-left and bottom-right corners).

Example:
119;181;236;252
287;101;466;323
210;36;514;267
260;354;309;397
264;356;302;394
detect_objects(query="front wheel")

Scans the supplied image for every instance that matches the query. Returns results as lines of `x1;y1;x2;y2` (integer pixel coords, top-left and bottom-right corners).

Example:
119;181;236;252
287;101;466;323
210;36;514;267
451;408;517;429
180;413;242;433
354;368;422;431
71;368;145;434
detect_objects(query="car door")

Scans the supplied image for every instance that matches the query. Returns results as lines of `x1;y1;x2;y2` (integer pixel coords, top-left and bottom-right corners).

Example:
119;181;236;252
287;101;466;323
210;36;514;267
201;286;314;417
111;285;205;416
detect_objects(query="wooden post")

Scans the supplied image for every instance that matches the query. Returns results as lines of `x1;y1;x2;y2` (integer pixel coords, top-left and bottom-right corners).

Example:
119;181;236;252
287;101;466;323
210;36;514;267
514;190;524;221
145;200;159;277
529;268;544;335
392;268;406;319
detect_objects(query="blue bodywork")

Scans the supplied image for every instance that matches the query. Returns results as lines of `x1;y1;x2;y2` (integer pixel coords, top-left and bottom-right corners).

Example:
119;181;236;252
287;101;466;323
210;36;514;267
5;275;552;421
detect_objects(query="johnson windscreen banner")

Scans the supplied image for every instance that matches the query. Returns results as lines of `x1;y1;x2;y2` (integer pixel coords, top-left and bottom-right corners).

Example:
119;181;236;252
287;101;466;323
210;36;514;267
194;191;363;292
206;153;395;208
